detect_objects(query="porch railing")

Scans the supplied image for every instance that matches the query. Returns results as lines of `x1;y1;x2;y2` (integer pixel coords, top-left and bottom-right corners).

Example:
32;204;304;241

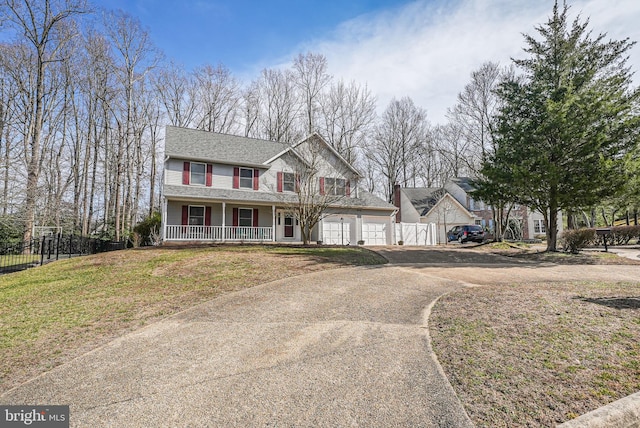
165;225;273;242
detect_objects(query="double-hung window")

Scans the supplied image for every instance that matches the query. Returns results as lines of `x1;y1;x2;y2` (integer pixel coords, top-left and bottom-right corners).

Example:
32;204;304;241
190;162;206;186
238;208;253;227
189;206;205;225
534;219;546;234
239;168;253;189
283;172;296;192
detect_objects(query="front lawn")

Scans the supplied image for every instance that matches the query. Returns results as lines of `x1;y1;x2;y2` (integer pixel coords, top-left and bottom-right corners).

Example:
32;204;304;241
0;245;385;393
430;281;640;427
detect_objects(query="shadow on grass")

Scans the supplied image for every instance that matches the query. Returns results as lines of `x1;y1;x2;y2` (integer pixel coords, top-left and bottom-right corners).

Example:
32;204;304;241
574;296;640;309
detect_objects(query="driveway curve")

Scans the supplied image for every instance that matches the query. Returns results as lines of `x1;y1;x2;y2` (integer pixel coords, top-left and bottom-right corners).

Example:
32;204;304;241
1;265;473;427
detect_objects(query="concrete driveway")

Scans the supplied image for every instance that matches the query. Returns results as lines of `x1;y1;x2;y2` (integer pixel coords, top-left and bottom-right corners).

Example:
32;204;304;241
1;262;474;427
5;247;637;427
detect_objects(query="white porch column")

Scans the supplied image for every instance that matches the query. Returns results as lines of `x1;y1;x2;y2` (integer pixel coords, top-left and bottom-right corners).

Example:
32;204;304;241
222;202;226;242
161;197;167;241
272;205;276;242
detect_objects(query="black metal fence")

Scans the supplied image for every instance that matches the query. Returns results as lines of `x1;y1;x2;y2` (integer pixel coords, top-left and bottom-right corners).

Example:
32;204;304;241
0;235;126;274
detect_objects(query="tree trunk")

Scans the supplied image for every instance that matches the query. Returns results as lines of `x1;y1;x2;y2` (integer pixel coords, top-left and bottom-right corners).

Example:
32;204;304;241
546;207;559;252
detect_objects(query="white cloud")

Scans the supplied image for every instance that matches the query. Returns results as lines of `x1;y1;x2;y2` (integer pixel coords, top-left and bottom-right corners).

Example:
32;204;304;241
295;0;640;124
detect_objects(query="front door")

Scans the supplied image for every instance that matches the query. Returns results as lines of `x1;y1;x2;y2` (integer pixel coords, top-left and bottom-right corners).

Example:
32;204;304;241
284;215;294;238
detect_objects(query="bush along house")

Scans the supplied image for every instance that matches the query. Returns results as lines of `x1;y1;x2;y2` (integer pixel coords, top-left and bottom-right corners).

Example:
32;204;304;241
161;126;396;245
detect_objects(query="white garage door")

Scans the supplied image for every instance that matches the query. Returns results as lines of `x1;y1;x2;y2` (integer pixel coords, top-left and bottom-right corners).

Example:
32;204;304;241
362;222;388;245
323;221;351;245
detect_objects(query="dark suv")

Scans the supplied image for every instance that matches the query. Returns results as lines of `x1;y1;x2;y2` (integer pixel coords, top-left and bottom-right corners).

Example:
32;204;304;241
447;225;485;243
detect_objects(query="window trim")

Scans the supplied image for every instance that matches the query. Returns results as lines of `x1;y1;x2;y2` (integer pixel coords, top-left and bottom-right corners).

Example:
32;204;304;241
190;162;206;186
534;219;546;234
189;205;206;226
283;172;296;192
239;167;254;189
323;177;347;196
238;208;254;227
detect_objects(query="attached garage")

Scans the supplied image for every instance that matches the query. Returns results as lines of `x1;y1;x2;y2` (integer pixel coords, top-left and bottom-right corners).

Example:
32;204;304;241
361;219;388;245
322;220;351;245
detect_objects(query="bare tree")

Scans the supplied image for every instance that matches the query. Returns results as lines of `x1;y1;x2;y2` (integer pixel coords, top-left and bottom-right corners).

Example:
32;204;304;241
432;122;476;180
193;63;241;134
1;0;87;243
103;9;160;240
0;44;21;215
254;68;301;144
292;52;331;134
318;79;376;164
448;61;505;164
367;97;427;200
152;61;197;128
241;81;260;138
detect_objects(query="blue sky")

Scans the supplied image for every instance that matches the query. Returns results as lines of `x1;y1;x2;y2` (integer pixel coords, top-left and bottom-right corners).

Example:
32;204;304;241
101;0;411;71
100;0;640;124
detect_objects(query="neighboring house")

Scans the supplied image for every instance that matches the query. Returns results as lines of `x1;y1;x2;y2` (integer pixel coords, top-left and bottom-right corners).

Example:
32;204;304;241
393;185;477;244
161;126;396;245
445;177;562;240
392;177;562;243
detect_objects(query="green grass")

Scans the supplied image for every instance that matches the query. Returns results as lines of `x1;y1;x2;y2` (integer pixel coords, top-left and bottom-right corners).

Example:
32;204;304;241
0;245;385;392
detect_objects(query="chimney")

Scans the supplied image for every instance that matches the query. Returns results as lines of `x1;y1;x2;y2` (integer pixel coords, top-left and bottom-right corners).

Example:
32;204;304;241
393;183;402;223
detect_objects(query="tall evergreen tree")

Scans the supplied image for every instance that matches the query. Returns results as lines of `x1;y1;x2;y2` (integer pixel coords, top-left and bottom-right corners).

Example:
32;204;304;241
478;1;640;251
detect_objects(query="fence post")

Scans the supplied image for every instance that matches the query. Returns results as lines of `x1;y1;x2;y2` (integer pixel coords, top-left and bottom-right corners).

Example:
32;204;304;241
40;236;46;266
55;233;61;260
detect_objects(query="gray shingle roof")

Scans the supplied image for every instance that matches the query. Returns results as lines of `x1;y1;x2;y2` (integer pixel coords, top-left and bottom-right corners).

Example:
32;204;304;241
164;126;288;166
402;187;446;216
450;177;475;192
163;185;396;211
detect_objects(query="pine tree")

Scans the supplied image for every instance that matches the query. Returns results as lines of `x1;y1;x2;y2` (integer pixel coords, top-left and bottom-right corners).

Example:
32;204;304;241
479;1;640;251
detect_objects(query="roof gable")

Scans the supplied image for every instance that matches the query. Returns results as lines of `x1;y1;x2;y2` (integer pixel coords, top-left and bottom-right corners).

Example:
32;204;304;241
287;133;362;177
402;187;446;216
424;193;475;219
402;187;476;219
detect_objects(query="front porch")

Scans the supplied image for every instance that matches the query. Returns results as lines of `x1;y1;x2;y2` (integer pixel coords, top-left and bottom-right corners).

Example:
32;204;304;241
162;200;304;243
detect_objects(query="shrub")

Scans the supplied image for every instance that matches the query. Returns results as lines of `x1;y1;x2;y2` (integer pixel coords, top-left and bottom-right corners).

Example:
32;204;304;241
611;225;640;245
560;228;596;253
132;212;161;246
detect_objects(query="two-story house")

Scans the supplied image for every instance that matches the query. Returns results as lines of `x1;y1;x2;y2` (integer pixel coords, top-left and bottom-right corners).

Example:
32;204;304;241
161;126;396;245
